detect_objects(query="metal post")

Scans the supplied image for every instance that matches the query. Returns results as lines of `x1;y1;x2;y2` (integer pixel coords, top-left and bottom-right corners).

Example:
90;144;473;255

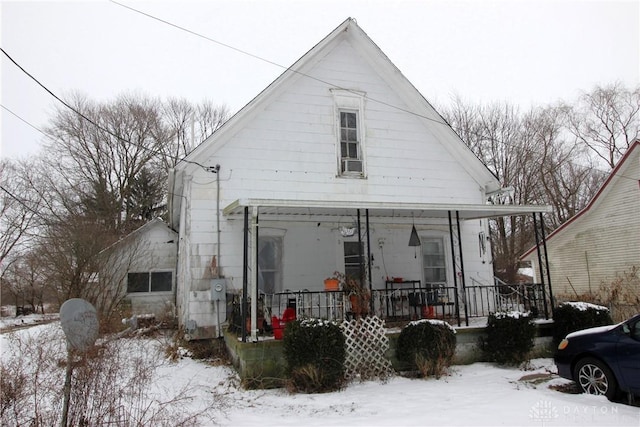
60;349;73;427
242;206;248;342
251;207;259;341
448;211;461;327
456;211;469;326
365;209;373;313
533;213;549;319
539;212;554;317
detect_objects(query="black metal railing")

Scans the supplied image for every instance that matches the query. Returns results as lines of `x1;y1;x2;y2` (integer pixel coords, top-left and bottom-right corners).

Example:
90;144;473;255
244;281;549;331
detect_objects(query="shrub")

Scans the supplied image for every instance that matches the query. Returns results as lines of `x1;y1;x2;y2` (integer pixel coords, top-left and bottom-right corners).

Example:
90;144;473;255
552;302;613;344
283;319;345;393
482;311;535;365
396;320;456;378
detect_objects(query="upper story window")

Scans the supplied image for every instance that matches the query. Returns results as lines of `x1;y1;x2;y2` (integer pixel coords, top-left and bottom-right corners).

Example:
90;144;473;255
331;89;365;177
340;111;362;174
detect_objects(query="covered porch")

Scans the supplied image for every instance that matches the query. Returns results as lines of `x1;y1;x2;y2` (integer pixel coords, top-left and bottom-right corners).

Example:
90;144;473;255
223;199;552;342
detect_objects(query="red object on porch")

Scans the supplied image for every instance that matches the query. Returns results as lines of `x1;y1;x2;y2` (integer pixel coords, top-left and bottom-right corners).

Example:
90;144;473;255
282;307;296;322
421;305;435;319
272;316;284;340
272;307;297;340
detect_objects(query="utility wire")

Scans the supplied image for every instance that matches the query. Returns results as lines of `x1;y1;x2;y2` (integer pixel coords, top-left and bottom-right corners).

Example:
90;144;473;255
108;0;450;127
1;104;46;135
108;1;639;184
0;47;215;173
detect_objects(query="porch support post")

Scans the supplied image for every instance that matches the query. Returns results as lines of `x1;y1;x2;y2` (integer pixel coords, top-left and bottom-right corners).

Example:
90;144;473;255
539;212;554;316
357;209;364;283
365;209;373;312
250;206;259;341
449;211;468;326
533;212;553;319
448;211;462;327
242;206;249;343
456;211;469;326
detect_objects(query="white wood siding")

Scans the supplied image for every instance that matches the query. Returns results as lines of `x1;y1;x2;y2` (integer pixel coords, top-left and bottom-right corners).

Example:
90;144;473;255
175;28;497;333
198;38;483;208
534;152;640;298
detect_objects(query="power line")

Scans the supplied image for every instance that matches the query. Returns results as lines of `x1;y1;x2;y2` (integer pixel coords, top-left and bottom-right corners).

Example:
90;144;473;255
1;104;46;135
108;0;450;127
0;47;215;173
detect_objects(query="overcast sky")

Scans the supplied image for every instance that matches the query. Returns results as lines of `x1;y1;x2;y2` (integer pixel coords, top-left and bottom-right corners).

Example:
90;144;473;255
1;0;639;159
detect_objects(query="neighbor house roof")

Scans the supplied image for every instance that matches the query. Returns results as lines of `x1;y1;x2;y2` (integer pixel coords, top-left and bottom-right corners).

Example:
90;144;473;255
521;139;640;260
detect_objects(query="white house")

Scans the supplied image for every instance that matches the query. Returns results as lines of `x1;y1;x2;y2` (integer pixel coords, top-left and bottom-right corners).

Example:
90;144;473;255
521;140;640;301
160;18;549;341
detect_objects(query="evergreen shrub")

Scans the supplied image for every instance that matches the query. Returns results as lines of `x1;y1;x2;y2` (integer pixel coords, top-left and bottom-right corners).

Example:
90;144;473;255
396;320;456;378
552;302;613;344
283;319;345;393
482;311;535;365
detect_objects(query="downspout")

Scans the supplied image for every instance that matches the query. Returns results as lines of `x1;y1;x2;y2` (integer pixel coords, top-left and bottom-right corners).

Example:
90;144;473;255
176;171;189;327
169;168;179;319
215;164;221;276
214;165;221;338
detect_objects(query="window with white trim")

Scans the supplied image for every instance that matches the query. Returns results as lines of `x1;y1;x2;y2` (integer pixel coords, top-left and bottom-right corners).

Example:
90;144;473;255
258;236;283;294
331;89;365;177
340;110;362;174
127;271;173;293
422;238;447;283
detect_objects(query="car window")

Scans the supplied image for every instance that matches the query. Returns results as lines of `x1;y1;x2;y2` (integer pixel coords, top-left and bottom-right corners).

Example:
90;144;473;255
630;320;640;341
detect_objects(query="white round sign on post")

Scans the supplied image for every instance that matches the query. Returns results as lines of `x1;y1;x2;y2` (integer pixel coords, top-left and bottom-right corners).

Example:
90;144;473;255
60;298;99;352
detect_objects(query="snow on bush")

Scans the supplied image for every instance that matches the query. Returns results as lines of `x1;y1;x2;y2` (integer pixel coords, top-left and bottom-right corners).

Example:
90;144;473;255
561;301;609;312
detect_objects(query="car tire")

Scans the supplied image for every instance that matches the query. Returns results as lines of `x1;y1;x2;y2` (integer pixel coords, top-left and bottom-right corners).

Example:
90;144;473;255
574;357;619;401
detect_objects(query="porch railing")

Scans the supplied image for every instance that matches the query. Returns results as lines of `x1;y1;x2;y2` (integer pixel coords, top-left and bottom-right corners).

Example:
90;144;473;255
251;281;548;329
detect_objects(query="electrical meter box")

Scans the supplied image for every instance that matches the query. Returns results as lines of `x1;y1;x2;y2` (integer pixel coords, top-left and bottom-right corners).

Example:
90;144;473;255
211;279;226;301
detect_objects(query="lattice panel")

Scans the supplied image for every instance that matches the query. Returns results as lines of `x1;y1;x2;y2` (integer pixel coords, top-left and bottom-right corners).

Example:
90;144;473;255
342;316;394;381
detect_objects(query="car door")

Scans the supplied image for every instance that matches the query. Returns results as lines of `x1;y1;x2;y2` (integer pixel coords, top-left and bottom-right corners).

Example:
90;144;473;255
615;317;640;394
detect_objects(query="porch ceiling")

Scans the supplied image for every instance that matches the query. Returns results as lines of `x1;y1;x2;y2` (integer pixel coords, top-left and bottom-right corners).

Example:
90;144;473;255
222;198;551;220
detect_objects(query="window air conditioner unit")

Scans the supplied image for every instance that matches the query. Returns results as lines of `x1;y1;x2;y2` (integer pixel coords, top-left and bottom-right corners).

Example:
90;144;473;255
341;159;363;173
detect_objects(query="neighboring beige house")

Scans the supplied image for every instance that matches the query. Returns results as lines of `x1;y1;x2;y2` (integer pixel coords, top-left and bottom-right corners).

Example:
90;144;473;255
521;140;640;300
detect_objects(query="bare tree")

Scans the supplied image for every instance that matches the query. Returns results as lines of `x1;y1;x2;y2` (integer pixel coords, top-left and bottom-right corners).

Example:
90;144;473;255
158;98;229;169
44;93;168;232
0;159;40;267
441;98;606;282
565;82;640;168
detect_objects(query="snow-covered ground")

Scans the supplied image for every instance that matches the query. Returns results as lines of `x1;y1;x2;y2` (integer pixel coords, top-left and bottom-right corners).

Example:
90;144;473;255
1;316;638;426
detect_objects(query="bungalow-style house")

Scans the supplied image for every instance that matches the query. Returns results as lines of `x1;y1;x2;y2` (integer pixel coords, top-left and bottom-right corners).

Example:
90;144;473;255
521;140;640;301
125;18;551;342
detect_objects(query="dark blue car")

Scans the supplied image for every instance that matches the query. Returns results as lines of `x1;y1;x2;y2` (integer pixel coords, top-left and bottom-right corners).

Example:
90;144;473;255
554;313;640;401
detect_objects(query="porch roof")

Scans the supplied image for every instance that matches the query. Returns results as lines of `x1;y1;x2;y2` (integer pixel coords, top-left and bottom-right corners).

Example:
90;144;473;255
223;198;551;220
